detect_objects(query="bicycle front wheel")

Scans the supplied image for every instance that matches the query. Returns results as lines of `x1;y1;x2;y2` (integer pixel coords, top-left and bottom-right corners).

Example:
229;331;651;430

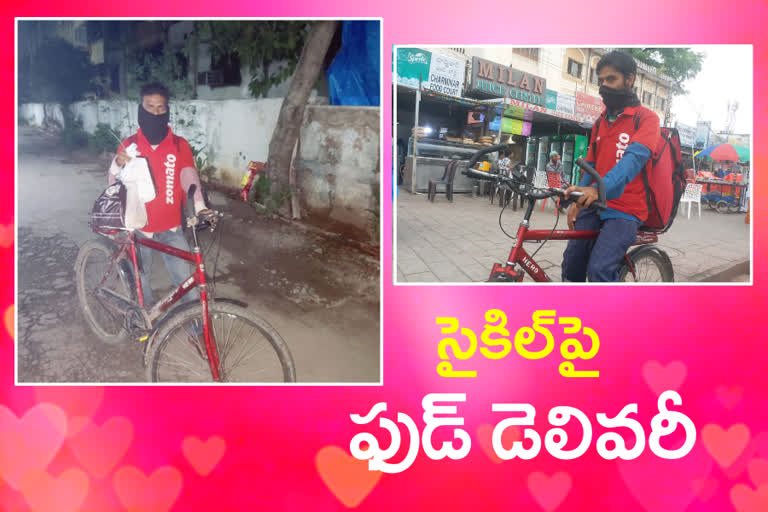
146;302;296;383
75;238;134;345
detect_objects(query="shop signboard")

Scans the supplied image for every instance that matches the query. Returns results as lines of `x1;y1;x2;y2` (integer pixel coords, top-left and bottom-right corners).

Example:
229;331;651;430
545;89;558;111
575;92;603;123
503;105;534;120
427;52;465;97
556;93;576;116
396;48;432;89
468;56;547;106
675;122;696;148
695;120;711;149
501;118;532;136
506;98;581;123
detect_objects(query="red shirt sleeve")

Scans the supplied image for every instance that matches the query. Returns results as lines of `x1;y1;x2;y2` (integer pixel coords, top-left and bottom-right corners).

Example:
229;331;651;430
630;110;661;152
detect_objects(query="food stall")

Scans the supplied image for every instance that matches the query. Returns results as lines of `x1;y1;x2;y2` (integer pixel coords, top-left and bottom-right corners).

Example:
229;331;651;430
403;138;478;193
398;88;501;193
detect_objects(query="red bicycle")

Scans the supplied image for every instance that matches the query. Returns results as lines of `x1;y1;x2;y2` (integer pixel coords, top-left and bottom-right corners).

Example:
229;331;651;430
75;185;296;382
463;144;674;283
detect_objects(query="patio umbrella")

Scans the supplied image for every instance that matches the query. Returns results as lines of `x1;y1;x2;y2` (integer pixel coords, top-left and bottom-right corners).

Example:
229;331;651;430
695;143;750;162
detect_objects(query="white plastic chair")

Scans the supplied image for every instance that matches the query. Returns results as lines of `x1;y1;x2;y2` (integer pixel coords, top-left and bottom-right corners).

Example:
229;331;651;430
679;183;702;219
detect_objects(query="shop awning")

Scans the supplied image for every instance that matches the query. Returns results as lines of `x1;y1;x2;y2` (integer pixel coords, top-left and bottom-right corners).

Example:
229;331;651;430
397;85;499;109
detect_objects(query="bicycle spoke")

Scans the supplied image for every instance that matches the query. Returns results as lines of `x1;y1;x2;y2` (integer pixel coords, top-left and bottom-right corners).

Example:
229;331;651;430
173;327;206;362
157;355;209;380
228;343;276;374
224;325;258;370
218;317;245;367
227;336;279;377
224;315;247;363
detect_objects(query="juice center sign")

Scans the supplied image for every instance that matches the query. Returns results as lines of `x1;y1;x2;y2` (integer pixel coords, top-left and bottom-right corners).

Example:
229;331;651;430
468;57;547;106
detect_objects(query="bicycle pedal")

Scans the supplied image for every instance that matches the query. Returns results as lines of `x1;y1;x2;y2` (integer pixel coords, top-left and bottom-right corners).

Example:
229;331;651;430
136;332;151;343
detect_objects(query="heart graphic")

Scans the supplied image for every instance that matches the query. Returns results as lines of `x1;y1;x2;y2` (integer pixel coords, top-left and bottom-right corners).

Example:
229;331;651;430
642;360;687;396
702;424;751;469
113;466;183;512
716;386;743;410
182;436;226;476
725;432;768;480
731;483;768;511
68;417;133;479
691;477;719;502
0;403;68;489
67;416;91;438
618;441;713;512
528;472;572;512
748;459;768;487
20;468;89;512
476;423;522;464
34;387;104;424
0;223;13;248
4;305;13;339
316;445;382;508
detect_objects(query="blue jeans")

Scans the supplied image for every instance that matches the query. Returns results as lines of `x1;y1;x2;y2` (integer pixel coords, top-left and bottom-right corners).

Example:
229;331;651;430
136;229;199;307
561;209;639;282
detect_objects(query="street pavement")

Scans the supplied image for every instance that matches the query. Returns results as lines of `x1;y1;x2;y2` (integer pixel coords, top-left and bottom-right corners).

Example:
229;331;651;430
395;188;750;283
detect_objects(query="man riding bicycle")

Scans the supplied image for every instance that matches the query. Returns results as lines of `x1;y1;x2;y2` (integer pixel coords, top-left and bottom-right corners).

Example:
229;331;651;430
562;51;661;282
110;82;210;305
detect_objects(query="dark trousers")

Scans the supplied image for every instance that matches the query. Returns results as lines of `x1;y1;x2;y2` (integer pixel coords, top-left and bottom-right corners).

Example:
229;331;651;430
561;209;639;282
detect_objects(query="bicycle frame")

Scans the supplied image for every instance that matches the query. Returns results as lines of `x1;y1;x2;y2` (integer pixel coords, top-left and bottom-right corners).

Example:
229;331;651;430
489;202;659;283
100;231;222;381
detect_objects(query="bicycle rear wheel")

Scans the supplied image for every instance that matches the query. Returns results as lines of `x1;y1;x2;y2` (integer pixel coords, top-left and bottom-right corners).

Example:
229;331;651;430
75;238;135;344
146;302;296;383
619;249;674;283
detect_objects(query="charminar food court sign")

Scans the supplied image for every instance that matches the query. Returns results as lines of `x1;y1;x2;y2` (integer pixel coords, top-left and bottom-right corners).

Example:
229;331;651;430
468;56;547;106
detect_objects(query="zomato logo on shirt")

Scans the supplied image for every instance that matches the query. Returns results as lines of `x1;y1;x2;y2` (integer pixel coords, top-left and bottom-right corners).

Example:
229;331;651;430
165;153;176;204
616;133;630;163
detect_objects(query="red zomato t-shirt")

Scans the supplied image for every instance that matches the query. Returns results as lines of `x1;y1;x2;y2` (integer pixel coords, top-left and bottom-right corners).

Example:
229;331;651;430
586;105;660;221
117;128;195;232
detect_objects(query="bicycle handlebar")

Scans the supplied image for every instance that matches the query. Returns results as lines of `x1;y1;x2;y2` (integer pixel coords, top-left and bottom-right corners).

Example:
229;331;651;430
465;143;509;169
463;167;499;182
574;158;607;210
462;148;608;211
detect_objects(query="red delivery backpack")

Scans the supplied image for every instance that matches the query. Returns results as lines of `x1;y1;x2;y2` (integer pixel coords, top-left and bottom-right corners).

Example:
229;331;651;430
593;116;685;232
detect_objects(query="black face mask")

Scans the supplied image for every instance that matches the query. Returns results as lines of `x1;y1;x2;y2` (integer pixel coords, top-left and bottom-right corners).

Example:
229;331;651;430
138;104;170;145
599;85;640;111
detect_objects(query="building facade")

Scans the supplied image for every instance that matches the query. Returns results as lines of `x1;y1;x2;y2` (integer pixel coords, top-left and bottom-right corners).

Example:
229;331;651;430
427;47;675;124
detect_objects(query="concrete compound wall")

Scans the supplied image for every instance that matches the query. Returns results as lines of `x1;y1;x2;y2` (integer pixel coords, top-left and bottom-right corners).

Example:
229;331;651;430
19;98;380;238
296;106;380;237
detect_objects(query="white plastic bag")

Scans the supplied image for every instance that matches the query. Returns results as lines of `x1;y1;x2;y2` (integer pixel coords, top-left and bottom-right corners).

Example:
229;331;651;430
117;143;156;230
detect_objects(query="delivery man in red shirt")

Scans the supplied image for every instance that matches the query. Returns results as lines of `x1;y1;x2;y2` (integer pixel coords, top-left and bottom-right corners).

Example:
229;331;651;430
110;82;208;305
561;51;661;282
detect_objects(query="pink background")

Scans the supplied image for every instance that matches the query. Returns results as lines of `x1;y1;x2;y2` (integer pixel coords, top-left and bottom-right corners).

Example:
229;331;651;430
2;2;767;510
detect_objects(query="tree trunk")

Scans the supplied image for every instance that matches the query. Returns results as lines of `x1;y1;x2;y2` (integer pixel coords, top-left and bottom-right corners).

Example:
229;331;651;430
266;20;338;216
